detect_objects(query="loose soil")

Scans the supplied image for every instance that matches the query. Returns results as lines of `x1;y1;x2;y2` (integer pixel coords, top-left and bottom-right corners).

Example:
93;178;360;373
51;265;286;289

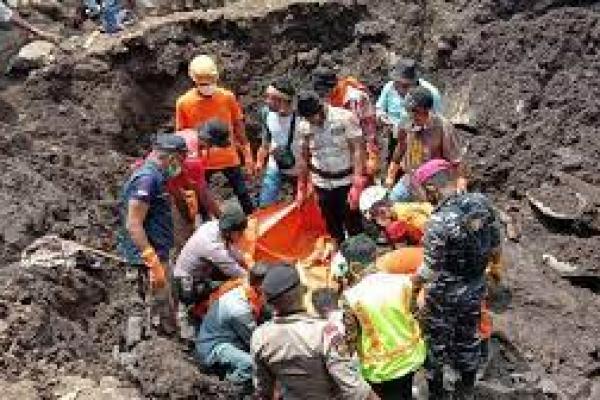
1;0;599;399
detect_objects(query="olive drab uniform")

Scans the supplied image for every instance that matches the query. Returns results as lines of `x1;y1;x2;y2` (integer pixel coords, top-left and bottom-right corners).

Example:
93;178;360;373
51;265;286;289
420;192;501;397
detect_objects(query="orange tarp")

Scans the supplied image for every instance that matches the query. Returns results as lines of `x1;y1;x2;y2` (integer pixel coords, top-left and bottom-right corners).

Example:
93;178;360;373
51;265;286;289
237;196;329;265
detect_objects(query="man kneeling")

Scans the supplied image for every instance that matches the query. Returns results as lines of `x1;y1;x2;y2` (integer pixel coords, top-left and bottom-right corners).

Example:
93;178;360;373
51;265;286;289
195;264;268;391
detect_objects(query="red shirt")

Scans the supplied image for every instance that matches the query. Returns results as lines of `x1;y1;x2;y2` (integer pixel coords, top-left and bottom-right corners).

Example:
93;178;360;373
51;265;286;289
167;157;207;195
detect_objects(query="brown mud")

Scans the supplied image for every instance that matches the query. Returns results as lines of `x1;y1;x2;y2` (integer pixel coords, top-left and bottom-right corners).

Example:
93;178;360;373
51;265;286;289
1;0;599;398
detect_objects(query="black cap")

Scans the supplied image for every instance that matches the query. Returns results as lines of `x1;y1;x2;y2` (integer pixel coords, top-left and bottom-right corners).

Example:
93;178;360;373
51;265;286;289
312;67;338;94
218;201;248;233
405;86;434;111
198;119;231;148
340;234;377;265
261;263;301;302
153;134;187;153
390;58;418;82
297;90;323;118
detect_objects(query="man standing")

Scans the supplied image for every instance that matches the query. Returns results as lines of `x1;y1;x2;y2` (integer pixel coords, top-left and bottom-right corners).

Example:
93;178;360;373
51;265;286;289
251;264;380;400
196;264;267;391
0;1;59;43
118;134;186;336
255;78;299;206
412;172;502;400
336;234;426;400
296;90;367;247
176;54;255;214
376;58;443;163
312;68;379;177
386;86;466;202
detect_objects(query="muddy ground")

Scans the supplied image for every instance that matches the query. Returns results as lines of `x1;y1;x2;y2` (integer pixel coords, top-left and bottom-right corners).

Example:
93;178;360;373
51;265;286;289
0;0;599;399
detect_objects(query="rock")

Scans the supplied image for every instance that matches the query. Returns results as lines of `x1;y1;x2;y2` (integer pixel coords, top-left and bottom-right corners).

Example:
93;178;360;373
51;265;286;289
539;378;560;396
53;375;142;400
0;379;41;400
9;41;56;73
553;147;584;171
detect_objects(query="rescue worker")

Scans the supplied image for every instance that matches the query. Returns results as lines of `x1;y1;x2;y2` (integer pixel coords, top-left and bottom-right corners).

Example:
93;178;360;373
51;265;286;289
312;68;380;178
118;134;186;335
386;86;466;202
196;264;267;390
176;55;255;214
296;90;367;247
251;263;380;400
376;58;443;163
412;170;502;400
0;1;59;43
336;235;426;399
170;120;226;225
173;201;248;311
255;78;300;206
358;159;458;245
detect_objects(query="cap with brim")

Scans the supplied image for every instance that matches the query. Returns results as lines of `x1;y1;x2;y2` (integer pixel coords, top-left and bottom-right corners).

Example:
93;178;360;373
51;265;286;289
340;234;377;265
218;202;248;233
390;59;418;82
154;134;187;153
312;68;338;92
261;264;301;302
198;119;231;148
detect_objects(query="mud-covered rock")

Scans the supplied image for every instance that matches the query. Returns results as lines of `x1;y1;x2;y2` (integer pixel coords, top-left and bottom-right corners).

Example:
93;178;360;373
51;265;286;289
10;41;56;73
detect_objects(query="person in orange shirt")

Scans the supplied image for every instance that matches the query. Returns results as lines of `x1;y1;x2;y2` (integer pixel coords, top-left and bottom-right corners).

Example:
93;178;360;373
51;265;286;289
176;55;255;214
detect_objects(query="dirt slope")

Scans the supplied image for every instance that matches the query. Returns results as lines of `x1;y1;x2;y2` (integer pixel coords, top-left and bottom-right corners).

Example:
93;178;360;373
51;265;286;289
0;0;599;398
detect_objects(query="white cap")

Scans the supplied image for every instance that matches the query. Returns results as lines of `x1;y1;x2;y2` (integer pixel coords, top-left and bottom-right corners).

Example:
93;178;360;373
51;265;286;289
359;185;388;214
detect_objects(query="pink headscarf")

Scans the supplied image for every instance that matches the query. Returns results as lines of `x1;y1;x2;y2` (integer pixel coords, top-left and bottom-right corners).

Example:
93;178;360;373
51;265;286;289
412;159;456;186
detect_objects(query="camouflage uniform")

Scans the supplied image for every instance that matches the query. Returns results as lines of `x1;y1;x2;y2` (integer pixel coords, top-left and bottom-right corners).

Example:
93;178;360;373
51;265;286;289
419;192;501;398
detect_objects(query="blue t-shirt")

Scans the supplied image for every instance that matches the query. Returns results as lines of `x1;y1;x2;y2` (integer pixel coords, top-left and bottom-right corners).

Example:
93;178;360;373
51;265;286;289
118;161;173;264
376;79;443;126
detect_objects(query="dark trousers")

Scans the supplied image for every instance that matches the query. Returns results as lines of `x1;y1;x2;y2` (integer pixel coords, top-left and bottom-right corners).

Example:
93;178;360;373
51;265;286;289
315;185;362;244
371;372;414;400
209;166;255;215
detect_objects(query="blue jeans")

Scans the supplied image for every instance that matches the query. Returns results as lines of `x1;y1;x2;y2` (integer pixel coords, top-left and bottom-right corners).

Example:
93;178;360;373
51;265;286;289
259;166;283;206
204;343;253;385
389;179;413;202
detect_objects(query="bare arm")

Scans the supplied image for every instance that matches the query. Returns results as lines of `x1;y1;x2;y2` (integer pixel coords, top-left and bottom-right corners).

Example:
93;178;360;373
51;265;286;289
126;199;151;253
348;136;366;178
197;187;221;219
232;118;249;146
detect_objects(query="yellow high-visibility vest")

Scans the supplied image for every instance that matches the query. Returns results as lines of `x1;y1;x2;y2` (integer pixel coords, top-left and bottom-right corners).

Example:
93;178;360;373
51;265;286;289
344;273;426;383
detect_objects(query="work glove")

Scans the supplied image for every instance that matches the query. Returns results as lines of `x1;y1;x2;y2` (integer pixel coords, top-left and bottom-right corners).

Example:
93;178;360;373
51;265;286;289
348;175;369;210
141;246;166;290
365;142;380;177
182;190;198;220
385;161;400;189
241;144;255;178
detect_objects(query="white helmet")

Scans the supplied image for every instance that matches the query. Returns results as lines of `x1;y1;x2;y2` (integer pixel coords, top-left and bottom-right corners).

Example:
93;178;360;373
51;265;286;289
359;185;388;214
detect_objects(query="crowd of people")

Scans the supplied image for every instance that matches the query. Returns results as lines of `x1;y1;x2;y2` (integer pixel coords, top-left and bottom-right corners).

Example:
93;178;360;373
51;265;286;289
117;51;502;400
